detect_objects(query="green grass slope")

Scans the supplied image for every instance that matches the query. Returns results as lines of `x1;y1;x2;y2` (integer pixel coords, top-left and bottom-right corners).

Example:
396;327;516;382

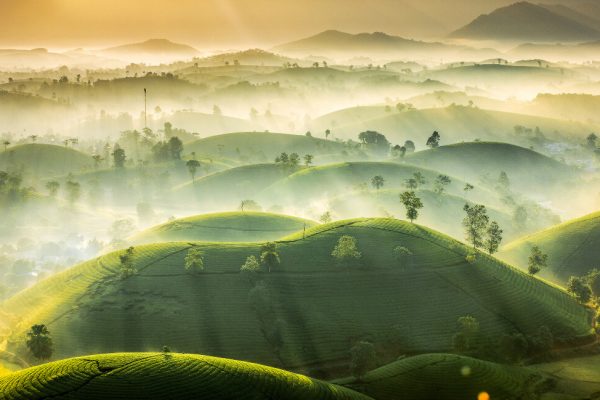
174;163;300;209
328;189;520;241
405;142;576;196
1;219;592;377
338;353;596;400
310;105;596;145
0;352;370;400
129;211;317;244
259;161;501;209
0;144;92;178
499;211;600;283
185;132;348;164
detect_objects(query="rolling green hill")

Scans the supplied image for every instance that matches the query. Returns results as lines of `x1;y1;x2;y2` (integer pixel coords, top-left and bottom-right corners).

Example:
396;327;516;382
185;132;348;164
499;211;600;283
0;352;370;400
404;142;577;195
1;218;592;377
0;144;92;178
337;353;600;400
129;211;317;244
328;189;520;241
259;161;502;210
309;105;596;146
174;163;301;209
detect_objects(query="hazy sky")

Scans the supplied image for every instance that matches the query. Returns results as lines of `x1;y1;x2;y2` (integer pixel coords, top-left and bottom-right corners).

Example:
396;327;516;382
0;0;583;49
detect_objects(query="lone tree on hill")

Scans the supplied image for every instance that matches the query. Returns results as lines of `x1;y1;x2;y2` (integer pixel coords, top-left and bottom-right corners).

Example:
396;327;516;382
241;255;261;274
358;131;390;154
45;181;60;197
484;221;503;255
26;324;53;361
184;248;205;273
349;341;377;380
303;154;314;166
186;159;201;182
260;242;280;273
426;131;441;148
119;246;137;278
168;136;183;160
371;175;385;191
404;140;415;153
452;316;480;353
332;235;361;266
462;204;489;248
404;178;418;190
434;175;451;195
528;245;548;275
112;146;126;168
413;172;426;187
239;199;261;212
320;211;332;224
567;276;592;303
587;133;598;149
65;180;81;205
399;191;423;223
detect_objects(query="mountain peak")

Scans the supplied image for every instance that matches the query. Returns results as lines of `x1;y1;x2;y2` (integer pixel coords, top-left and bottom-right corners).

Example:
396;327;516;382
450;1;600;42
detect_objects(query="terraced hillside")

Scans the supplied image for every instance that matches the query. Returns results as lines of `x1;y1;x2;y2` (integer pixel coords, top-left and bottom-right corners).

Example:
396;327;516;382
310;105;596;145
405;142;577;196
2;219;592;377
328;189;521;240
174;163;301;209
129;211;317;244
0;144;92;178
338;353;600;400
185;132;349;163
0;353;370;400
260;161;502;209
499;211;600;283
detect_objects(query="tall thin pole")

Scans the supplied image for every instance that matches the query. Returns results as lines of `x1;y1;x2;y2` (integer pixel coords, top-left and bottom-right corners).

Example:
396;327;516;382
144;88;147;129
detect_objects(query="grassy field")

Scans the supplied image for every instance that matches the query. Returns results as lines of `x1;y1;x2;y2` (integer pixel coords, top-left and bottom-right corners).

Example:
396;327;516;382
499;211;600;283
185;132;349;163
310;105;596;145
0;352;371;400
129;211;318;244
259;161;502;210
174;163;301;209
328;189;520;240
405;142;577;196
2;218;592;378
0;143;93;178
338;353;545;400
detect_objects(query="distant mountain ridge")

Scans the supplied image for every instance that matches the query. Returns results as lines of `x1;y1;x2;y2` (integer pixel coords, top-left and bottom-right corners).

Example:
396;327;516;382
450;1;600;42
102;38;199;55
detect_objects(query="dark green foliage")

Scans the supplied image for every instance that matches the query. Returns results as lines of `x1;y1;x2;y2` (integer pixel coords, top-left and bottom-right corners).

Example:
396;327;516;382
186;159;201;181
350;341;377;380
484;221;503;255
399;191;423;222
462;204;489;248
433;174;451;195
371;175;384;191
528;245;548;275
26;324;53;361
112;146;126;168
184;248;204;274
168;136;183;160
119;246;137;279
452;316;480;353
567;276;592;303
331;235;361;266
358;131;390;154
426;131;440;148
260;242;280;272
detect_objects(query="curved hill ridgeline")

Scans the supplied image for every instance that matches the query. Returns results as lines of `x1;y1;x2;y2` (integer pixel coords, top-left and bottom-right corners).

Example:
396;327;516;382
2;219;592;377
0;353;371;400
259;161;501;209
0;144;93;178
129;211;318;244
328;189;521;241
310;105;596;145
405;141;576;195
338;353;592;400
174;163;301;208
499;211;600;283
185;132;348;163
